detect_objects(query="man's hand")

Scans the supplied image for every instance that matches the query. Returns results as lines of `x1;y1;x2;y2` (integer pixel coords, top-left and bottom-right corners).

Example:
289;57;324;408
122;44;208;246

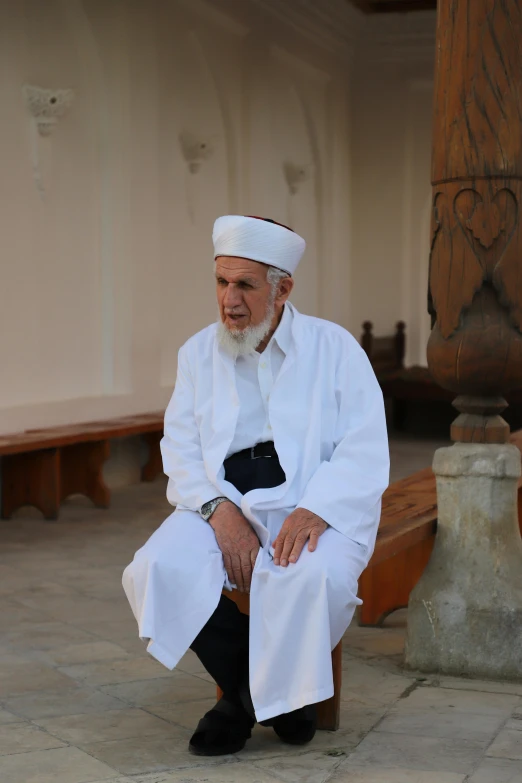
273;508;328;567
209;501;260;593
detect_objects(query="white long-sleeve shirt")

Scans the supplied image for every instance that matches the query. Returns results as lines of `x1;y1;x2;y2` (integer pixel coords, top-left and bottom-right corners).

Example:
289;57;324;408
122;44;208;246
226;304;292;457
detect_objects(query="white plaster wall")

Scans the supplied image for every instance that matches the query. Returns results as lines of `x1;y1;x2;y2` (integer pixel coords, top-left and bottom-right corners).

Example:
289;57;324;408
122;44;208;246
0;0;437;455
348;11;436;365
0;0;353;435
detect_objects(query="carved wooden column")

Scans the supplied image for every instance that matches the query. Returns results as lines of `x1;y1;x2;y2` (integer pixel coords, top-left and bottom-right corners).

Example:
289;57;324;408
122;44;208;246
426;0;522;439
405;0;522;679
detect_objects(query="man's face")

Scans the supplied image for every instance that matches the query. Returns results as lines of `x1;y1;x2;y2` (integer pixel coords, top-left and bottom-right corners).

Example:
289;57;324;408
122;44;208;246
215;256;273;332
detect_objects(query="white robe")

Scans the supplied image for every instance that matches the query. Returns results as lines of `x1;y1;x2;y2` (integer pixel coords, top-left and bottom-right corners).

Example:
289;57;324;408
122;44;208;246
122;303;389;722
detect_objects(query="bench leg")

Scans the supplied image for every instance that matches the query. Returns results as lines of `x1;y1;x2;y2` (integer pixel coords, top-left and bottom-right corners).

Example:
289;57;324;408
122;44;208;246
141;432;163;482
1;449;61;520
357;538;435;626
316;641;342;731
215;641;342;731
60;440;111;508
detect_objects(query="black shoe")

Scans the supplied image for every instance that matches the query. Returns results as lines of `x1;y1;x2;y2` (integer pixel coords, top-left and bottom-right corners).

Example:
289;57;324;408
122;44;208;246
189;697;255;756
270;704;317;745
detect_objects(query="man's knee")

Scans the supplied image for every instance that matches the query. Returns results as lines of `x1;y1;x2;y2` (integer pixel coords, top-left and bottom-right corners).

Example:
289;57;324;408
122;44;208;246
292;530;365;595
128;508;222;590
147;508;219;559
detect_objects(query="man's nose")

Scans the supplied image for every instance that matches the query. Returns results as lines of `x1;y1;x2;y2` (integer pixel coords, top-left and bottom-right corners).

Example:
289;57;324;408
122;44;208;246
223;284;242;310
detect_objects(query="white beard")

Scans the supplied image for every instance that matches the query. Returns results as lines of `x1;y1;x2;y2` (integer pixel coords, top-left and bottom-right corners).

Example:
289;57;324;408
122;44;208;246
217;298;276;358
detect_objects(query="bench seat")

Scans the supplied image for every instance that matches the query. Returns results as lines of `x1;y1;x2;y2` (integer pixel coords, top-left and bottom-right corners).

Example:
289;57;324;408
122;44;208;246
0;413;164;519
358;428;522;625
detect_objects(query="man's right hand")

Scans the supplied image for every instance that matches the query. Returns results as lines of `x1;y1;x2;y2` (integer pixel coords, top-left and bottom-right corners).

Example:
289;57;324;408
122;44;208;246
209;501;260;593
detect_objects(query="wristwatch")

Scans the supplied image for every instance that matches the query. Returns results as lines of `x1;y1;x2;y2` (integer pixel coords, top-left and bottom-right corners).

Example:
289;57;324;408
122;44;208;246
200;496;229;522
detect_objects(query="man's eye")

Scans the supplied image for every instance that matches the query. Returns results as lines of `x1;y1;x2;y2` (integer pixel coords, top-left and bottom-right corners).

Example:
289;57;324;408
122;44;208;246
239;282;253;290
217;279;227;286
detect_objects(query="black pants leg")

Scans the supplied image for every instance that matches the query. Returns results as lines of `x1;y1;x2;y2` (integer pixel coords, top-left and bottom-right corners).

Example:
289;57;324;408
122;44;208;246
189;450;285;708
190;594;249;704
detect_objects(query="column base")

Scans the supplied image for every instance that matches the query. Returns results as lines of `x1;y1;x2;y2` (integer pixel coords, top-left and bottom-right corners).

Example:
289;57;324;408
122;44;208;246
405;443;522;681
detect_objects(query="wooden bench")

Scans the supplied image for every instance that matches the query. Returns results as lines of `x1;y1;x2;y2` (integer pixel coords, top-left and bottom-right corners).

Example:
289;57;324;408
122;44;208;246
358;428;522;626
361;321;522;432
361;320;405;377
0;413;164;520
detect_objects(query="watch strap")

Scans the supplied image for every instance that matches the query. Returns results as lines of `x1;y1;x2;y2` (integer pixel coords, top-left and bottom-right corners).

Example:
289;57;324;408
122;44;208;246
200;496;229;521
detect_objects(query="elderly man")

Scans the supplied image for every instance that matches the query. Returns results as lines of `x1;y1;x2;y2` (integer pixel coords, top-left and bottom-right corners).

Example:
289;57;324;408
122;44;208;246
123;215;389;756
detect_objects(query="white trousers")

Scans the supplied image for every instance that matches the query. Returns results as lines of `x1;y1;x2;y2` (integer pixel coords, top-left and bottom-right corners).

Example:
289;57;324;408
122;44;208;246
122;508;368;722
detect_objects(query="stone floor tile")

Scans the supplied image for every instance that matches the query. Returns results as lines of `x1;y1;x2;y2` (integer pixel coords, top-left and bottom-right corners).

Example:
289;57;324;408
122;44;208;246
0;600;54;627
396;686;520;715
0;745;118;783
487;729;522;761
438;677;522;697
0;660;77;696
79;730;211;776
9;580;76;598
0;647;37;665
176;650;210;676
59;656;167;686
0;707;20;724
345;731;487;774
237;718;369;762
0;565;32;595
30;596;126;624
251;750;346;782
146;698;217;730
467;758;522;782
70;618;139;642
2;685;127;719
34;640;132;667
343;628;406;658
341;658;414;705
82;779;133;783
100;672;215;706
37;707;175;744
132;762;285;782
4;620;96;651
330;764;466;782
0;721;66;755
506;717;522;731
110;635;151;656
375;706;504;741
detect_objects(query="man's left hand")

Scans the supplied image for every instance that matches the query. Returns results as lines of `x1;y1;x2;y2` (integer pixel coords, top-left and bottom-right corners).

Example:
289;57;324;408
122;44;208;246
273;508;328;567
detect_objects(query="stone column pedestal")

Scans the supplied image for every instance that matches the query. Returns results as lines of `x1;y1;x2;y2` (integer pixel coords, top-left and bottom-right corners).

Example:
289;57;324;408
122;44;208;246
405;444;522;680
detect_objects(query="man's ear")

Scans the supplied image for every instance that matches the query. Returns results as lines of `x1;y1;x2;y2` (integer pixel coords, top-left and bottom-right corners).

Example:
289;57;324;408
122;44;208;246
277;277;294;304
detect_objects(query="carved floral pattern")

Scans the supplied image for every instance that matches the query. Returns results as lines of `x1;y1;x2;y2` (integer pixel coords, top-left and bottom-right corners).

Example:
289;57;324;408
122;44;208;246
466;201;502;249
429;181;521;339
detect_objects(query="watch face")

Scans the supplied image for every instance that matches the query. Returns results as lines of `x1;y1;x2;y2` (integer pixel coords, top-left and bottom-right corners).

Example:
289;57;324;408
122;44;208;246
202;501;213;519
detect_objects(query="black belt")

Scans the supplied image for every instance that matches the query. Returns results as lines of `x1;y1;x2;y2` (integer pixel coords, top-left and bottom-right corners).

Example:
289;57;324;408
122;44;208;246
225;441;278;463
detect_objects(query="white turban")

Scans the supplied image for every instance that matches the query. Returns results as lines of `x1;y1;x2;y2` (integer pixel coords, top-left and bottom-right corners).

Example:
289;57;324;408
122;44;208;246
213;215;306;276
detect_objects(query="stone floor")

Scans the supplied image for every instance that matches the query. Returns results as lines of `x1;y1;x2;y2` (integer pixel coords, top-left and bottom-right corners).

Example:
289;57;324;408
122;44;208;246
1;439;521;783
388;434;450;483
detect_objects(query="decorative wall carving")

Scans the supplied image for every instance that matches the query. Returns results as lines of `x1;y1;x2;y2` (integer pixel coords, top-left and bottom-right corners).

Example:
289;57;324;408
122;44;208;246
178;131;216;174
23;85;75;136
283;161;312;194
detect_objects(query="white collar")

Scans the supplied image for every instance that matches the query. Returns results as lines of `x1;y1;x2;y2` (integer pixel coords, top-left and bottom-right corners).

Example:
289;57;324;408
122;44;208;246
267;302;292;356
